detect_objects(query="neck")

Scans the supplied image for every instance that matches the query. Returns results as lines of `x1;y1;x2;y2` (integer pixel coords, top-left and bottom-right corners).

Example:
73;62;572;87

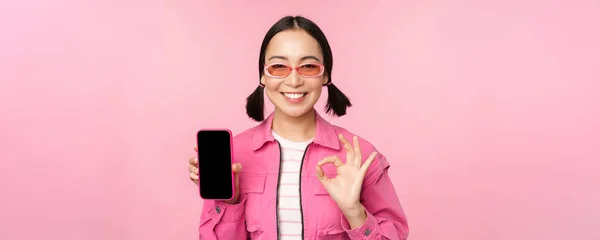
271;109;317;142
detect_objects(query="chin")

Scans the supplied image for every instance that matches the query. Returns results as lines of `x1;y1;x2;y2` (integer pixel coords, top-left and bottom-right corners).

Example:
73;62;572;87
276;102;317;118
280;107;313;118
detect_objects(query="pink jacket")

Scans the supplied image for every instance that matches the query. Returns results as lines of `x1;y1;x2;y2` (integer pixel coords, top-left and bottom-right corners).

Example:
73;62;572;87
199;112;409;239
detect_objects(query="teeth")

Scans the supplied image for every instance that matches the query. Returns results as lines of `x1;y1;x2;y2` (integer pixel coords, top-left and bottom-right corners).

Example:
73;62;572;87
283;93;306;99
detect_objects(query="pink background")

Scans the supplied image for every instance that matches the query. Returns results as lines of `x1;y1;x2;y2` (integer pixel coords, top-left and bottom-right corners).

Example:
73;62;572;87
1;0;599;239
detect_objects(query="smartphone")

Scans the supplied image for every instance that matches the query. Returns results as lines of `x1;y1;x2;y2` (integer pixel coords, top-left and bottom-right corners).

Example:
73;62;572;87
196;129;235;200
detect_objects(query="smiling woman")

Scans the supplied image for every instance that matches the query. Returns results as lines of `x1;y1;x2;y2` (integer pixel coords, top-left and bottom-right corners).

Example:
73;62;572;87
260;28;332;121
188;15;409;240
246;16;352;123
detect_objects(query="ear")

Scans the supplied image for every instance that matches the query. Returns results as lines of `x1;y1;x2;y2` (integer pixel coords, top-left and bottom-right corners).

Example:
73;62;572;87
322;74;329;85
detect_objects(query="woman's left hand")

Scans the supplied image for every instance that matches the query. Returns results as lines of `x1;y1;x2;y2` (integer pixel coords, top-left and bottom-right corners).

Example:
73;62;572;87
315;134;378;214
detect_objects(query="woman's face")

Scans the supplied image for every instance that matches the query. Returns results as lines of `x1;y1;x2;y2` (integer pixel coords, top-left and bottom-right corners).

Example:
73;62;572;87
261;29;328;119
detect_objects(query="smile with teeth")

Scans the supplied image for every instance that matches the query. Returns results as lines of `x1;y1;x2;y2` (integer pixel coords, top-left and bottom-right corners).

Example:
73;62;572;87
282;92;307;100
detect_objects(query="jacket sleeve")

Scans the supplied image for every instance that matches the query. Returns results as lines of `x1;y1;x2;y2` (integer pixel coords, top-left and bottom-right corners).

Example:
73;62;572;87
340;153;410;240
198;194;248;240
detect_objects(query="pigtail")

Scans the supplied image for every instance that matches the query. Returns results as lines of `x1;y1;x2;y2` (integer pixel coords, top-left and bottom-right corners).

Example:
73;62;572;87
245;86;265;121
324;83;352;117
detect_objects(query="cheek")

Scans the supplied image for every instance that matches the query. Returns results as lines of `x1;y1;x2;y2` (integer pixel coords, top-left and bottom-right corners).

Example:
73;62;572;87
263;81;281;101
263;79;280;92
308;81;324;95
312;91;322;102
306;86;323;104
311;87;322;96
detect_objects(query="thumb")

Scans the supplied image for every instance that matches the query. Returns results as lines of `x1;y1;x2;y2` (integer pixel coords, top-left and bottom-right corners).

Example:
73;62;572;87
232;163;242;173
232;163;242;197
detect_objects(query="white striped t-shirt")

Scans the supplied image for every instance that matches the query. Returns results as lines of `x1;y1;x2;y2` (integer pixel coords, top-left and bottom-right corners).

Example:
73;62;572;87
272;130;312;240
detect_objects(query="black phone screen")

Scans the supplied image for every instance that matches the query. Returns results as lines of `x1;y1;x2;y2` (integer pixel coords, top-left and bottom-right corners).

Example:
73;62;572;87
197;130;233;200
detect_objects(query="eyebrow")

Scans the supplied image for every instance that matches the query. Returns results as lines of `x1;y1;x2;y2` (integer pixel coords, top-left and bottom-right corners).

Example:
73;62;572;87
268;55;321;62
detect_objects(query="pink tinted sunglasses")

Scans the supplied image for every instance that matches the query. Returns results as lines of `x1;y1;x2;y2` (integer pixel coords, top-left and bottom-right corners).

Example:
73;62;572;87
263;63;325;78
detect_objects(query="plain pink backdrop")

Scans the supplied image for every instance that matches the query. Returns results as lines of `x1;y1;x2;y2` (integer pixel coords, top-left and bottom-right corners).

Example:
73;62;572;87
1;0;599;239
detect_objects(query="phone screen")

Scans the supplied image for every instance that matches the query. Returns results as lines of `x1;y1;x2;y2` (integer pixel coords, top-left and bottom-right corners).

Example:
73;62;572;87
197;130;234;200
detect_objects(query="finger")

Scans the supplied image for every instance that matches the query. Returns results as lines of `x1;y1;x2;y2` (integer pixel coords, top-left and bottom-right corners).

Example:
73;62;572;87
189;171;199;186
338;134;355;165
360;152;378;175
194;145;198;152
315;164;329;183
352;136;362;166
188;163;197;173
318;156;344;168
338;134;353;153
189;171;198;180
189;156;198;166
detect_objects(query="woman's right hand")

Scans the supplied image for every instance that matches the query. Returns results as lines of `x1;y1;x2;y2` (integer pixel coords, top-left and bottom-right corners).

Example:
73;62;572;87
189;145;243;204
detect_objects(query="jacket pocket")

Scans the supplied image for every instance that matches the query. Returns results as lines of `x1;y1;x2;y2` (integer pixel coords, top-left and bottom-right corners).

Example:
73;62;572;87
316;228;349;240
311;176;349;240
199;214;212;228
239;173;267;237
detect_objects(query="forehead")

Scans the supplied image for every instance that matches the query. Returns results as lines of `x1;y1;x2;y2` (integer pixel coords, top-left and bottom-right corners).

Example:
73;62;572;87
265;29;323;61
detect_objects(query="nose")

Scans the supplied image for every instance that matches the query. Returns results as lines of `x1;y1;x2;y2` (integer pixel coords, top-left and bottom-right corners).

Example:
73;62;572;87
285;69;303;87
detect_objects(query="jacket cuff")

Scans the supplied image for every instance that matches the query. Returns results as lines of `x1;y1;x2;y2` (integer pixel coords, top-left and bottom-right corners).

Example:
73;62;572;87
209;194;247;223
341;209;380;239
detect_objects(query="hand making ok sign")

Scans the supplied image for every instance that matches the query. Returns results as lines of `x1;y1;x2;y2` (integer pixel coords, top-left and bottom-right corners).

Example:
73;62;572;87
315;134;378;213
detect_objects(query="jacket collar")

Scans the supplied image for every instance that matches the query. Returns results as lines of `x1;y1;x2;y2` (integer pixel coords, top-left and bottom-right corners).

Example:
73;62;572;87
251;110;341;151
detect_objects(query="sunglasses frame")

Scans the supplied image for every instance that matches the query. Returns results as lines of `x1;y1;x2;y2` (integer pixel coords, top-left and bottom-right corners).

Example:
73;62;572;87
263;62;326;79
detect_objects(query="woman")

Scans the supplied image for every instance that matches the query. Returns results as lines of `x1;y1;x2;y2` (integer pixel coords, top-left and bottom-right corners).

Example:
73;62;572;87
188;15;409;240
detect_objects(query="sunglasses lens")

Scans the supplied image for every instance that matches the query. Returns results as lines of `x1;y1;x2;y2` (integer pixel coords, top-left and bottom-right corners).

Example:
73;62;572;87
267;64;291;77
266;63;324;77
298;64;323;77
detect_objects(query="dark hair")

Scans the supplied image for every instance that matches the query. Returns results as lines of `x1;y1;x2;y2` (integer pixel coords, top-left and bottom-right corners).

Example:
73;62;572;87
245;15;352;121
